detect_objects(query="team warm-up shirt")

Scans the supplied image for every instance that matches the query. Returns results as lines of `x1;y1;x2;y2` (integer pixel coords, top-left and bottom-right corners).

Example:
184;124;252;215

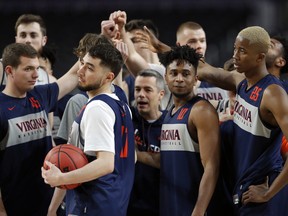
160;96;205;216
0;83;59;216
231;74;288;215
128;108;167;215
66;93;135;216
196;80;229;100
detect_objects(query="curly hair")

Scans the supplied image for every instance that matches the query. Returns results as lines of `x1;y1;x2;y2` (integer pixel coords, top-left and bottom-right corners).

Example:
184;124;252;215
159;45;202;71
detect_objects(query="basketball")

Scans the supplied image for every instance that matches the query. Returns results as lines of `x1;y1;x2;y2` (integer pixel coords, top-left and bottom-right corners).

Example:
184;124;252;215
43;144;88;189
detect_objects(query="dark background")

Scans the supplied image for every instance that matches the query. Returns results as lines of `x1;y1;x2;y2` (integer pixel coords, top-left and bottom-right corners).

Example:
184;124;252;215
1;0;287;78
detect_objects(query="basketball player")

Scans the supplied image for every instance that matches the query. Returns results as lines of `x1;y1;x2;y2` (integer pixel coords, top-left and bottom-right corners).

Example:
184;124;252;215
197;26;288;215
42;43;135;216
159;45;221;216
0;43;79;215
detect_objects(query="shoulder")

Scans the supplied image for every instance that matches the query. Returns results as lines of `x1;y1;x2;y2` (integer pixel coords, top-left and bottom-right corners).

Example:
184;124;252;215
189;97;219;123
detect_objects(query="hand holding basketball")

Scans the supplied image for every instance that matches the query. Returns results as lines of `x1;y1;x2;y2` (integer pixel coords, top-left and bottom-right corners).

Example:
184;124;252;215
42;144;88;189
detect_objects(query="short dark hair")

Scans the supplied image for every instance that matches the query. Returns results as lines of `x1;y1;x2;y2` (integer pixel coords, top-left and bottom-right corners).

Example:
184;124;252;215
2;43;38;69
125;19;159;38
15;14;47;36
137;69;165;91
159;45;202;71
40;45;57;69
88;43;123;78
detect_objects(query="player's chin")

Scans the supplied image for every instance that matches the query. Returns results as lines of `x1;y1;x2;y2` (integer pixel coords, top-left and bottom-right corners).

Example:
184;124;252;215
27;85;35;91
173;91;190;98
137;105;148;113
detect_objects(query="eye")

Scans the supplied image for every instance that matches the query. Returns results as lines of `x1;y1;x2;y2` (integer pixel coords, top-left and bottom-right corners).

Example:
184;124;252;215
20;33;27;38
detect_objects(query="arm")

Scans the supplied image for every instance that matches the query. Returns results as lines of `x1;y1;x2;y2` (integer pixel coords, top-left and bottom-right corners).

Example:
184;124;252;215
135;26;172;54
189;100;221;216
109;11;150;76
42;151;114;187
242;85;288;204
136;149;160;169
56;61;79;100
47;188;66;216
197;61;245;91
112;41;128;88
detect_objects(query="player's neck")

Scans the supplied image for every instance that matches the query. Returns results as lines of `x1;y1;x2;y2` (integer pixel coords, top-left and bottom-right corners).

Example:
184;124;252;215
87;83;112;99
2;85;27;98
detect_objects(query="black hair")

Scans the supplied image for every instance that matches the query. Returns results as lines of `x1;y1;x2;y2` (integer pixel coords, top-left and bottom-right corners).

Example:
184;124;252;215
159;45;202;70
88;43;123;78
40;45;57;69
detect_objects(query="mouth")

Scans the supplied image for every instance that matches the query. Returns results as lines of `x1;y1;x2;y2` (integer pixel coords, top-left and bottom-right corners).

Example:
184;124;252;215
78;77;85;83
29;81;36;85
174;85;185;89
137;101;149;108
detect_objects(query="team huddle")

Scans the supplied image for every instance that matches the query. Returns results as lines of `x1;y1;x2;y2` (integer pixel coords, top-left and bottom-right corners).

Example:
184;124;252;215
1;9;288;216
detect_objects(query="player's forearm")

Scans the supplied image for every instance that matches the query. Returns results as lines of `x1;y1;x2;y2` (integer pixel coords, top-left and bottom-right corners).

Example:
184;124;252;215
265;159;288;201
60;153;114;185
120;29;149;76
193;165;219;215
136;151;160;169
47;188;66;216
57;61;79;100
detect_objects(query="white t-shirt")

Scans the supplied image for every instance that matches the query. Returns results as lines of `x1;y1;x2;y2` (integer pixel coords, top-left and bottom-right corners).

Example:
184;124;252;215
68;94;119;157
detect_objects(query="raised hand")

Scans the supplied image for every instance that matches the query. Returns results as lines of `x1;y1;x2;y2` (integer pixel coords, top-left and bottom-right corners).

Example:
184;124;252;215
101;20;119;39
109;10;127;33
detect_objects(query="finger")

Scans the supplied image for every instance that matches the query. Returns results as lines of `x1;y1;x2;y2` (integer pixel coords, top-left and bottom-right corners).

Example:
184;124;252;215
44;160;52;169
109;12;117;20
242;192;249;205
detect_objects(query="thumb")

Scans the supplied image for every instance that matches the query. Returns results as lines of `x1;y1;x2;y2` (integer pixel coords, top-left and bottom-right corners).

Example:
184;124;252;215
44;160;54;169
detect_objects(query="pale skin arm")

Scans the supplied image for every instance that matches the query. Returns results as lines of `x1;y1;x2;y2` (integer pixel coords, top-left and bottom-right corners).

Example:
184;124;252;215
108;11;150;77
189;100;221;216
47;188;66;216
112;41;128;89
242;84;288;204
135;147;160;169
56;61;79;100
42;151;114;187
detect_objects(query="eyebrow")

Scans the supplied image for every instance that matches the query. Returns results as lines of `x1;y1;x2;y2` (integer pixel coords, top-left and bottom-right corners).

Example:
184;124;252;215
86;62;95;69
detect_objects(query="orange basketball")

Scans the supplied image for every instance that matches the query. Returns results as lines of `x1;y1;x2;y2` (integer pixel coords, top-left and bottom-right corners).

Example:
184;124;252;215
43;144;88;189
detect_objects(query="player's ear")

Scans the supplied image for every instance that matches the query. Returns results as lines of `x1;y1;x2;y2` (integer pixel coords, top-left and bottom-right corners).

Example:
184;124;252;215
5;66;13;76
42;36;48;47
257;53;266;62
159;89;165;100
276;57;286;68
107;71;115;82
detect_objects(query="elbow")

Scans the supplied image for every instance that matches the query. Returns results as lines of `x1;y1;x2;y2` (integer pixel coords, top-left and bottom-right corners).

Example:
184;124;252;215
104;160;114;175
